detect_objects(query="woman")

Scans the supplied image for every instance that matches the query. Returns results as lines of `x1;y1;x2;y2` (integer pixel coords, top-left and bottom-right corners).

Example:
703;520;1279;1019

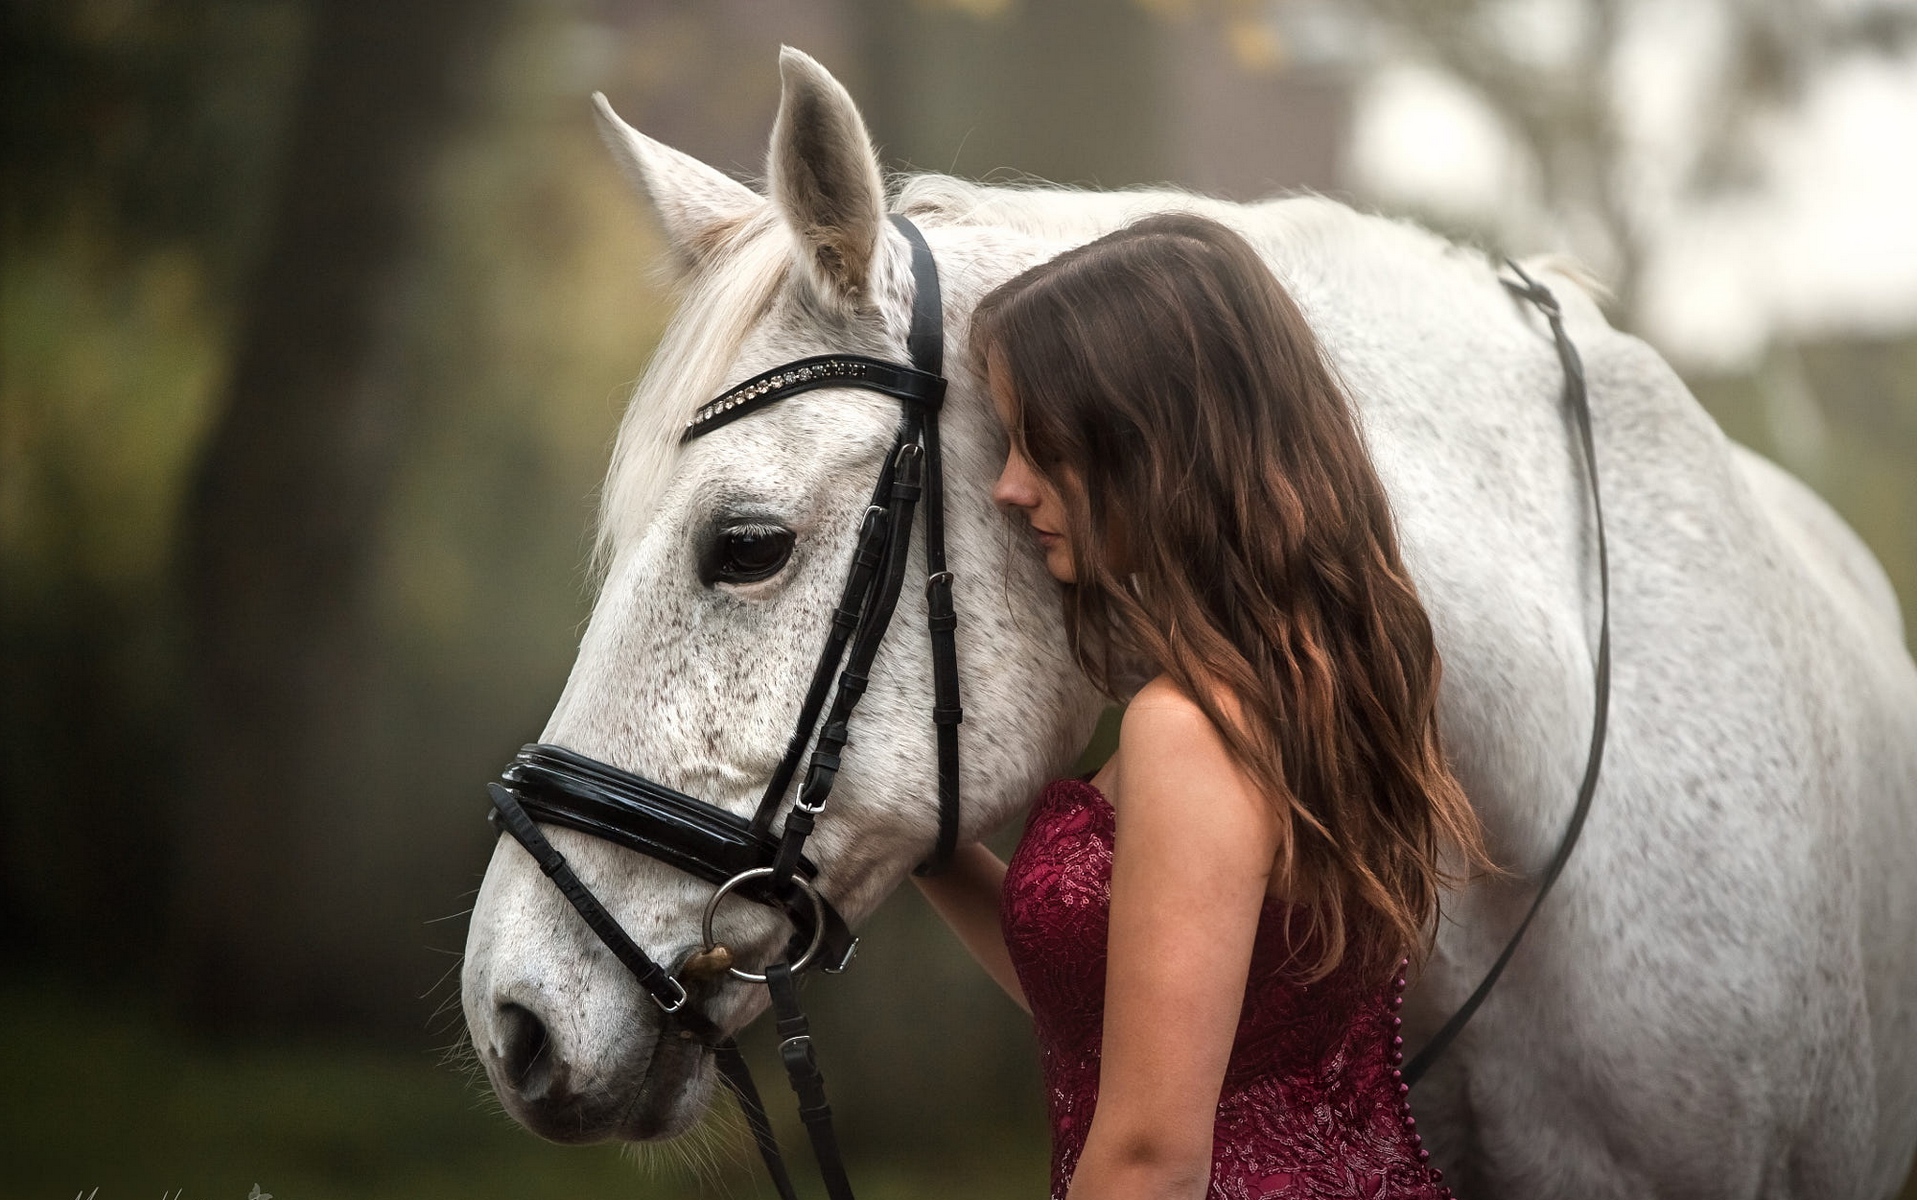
914;213;1490;1200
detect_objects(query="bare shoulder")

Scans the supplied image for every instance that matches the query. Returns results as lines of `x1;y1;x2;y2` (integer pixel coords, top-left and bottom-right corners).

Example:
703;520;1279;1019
1110;676;1275;840
1116;675;1232;762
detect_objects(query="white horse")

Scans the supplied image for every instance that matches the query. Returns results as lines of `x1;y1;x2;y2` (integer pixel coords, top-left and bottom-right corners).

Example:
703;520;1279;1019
461;48;1914;1199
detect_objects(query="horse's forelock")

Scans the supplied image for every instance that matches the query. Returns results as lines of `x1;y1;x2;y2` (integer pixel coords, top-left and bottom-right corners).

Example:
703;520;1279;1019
595;212;794;567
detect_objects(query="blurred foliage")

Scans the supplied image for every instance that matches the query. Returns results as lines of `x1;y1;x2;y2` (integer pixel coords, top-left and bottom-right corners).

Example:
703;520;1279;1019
0;232;219;974
1;241;219;587
1;0;307;279
1351;0;1915;325
852;0;1170;187
378;18;669;700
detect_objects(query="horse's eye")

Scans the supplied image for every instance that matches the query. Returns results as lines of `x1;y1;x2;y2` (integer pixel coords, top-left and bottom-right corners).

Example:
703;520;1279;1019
701;523;795;586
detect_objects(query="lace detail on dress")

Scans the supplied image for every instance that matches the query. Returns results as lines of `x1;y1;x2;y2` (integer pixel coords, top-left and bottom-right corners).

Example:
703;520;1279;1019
1002;778;1452;1200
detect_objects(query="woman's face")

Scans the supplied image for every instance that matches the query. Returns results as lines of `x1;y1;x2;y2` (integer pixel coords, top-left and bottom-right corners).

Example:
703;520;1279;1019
986;356;1077;584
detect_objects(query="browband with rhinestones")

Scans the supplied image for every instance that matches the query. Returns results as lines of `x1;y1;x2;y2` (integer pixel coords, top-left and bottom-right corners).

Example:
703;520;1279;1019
682;354;946;444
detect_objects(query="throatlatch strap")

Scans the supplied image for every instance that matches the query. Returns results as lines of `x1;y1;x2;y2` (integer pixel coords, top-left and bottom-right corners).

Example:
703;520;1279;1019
893;216;944;378
892;215;964;877
1402;261;1611;1087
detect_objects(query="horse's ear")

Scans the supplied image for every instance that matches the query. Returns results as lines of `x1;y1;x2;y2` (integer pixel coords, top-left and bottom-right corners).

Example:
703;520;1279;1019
593;93;764;276
768;47;886;307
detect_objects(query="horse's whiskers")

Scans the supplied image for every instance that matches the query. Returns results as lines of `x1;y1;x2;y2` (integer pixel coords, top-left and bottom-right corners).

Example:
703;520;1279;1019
619;1101;752;1194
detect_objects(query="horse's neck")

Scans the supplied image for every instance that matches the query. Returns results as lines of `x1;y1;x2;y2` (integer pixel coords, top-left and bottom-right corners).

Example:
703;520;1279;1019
906;178;1485;339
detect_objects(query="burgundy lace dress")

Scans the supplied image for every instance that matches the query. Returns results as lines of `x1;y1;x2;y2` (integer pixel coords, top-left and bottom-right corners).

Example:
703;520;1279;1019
1002;778;1453;1200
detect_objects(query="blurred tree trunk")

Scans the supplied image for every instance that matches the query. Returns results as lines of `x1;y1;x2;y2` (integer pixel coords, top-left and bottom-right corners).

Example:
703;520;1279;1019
176;0;509;1031
849;0;1169;188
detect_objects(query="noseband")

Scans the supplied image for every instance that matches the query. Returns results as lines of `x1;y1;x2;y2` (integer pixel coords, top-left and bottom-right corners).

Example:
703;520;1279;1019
486;215;956;1200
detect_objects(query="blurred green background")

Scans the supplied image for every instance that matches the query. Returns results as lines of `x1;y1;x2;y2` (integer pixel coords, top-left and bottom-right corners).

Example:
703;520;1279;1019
1;0;1911;1196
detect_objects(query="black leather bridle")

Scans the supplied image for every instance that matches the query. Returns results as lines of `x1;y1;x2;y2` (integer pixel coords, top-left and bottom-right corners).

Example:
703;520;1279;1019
487;214;957;1200
479;222;1607;1194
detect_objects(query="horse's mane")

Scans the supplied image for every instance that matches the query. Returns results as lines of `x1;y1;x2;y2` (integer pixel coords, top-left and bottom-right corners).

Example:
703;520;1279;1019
893;172;1247;240
890;173;1517;296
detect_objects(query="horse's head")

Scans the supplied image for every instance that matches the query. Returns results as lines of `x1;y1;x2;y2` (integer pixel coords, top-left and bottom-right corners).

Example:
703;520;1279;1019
461;48;1102;1144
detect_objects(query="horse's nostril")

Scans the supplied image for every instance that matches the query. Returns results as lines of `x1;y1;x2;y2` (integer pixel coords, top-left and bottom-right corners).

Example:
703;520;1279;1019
497;1002;562;1101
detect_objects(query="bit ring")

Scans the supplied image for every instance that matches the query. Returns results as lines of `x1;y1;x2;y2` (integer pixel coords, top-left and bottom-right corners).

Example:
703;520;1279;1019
699;867;827;983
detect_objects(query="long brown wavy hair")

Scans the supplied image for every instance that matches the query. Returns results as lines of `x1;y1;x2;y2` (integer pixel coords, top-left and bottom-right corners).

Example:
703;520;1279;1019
972;212;1491;982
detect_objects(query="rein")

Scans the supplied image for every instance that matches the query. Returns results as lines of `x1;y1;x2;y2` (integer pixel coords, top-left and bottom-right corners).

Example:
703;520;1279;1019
1402;261;1611;1087
480;231;1605;1191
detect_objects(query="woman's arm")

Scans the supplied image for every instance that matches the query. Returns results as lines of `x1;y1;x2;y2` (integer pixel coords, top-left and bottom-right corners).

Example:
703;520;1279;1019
1067;677;1284;1200
912;841;1029;1012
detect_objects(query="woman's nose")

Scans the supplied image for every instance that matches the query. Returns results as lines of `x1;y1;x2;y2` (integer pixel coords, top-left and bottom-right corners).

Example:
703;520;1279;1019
993;451;1039;511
